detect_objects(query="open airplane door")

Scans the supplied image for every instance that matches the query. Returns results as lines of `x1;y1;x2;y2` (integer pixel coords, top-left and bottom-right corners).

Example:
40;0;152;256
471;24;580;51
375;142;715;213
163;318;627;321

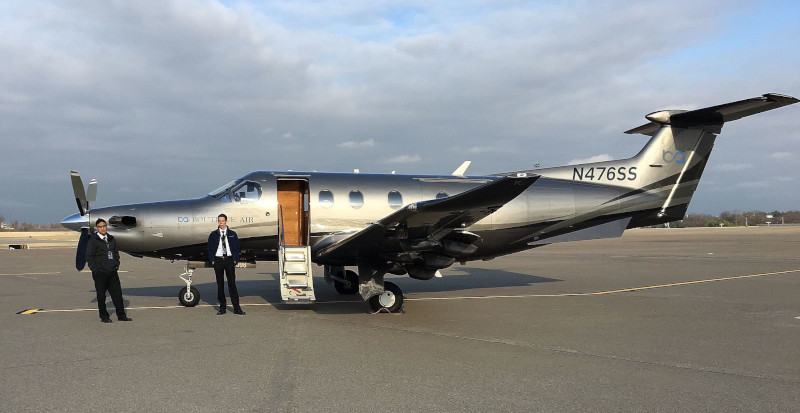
276;178;315;304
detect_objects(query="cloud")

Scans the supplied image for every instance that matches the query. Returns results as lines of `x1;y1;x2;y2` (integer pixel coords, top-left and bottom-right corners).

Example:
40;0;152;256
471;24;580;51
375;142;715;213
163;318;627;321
385;154;421;164
736;176;794;188
338;138;375;148
714;163;753;171
567;154;614;165
771;152;793;159
467;146;500;154
1;0;798;223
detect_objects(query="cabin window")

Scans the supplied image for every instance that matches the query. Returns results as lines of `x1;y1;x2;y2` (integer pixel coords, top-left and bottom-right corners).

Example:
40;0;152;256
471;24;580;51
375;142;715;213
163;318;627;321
318;190;333;208
232;181;262;203
436;191;449;199
349;190;364;208
387;190;403;208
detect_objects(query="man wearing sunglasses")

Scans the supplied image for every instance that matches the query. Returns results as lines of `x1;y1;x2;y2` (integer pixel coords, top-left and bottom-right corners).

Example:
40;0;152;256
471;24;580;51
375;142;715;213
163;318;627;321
85;218;132;323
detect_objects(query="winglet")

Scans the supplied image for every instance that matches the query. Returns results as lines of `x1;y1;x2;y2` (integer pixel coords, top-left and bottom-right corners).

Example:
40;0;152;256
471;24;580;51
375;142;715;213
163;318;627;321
451;161;471;176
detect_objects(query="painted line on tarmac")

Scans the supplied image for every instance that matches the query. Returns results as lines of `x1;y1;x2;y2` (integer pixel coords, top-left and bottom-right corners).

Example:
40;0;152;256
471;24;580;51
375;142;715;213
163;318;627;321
407;268;800;301
16;268;800;314
80;270;129;273
15;302;315;315
1;271;61;276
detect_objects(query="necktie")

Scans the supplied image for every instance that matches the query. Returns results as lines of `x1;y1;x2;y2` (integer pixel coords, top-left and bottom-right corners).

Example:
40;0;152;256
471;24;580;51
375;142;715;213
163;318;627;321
221;231;227;256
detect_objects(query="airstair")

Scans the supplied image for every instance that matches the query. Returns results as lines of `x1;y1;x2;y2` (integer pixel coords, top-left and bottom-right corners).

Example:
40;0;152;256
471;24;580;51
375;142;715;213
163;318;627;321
278;205;315;304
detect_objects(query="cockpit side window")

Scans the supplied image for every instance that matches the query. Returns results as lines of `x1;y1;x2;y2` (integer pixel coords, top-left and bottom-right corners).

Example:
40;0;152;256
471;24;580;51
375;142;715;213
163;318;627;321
232;181;262;203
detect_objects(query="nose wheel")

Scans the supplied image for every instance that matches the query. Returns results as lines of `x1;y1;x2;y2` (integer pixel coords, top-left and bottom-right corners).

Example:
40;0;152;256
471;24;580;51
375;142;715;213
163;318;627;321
178;264;201;307
368;281;404;313
179;286;201;307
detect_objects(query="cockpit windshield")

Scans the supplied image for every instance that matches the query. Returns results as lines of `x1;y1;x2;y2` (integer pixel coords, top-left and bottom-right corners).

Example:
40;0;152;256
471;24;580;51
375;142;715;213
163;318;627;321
207;179;242;197
208;179;263;203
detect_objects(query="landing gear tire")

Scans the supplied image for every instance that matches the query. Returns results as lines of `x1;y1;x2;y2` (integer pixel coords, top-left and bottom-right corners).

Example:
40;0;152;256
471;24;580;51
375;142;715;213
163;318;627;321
179;286;201;307
333;270;359;295
368;281;404;313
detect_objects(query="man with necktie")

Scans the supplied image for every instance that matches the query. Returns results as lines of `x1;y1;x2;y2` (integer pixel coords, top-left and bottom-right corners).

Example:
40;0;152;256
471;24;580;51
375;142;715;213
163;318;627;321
207;214;245;315
85;218;132;323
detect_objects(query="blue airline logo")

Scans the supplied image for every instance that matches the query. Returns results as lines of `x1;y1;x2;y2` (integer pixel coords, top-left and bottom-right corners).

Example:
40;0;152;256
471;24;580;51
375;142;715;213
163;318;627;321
662;150;686;164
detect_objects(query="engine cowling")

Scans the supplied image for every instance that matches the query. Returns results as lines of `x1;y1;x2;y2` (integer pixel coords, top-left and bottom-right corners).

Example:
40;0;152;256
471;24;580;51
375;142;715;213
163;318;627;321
406;265;438;280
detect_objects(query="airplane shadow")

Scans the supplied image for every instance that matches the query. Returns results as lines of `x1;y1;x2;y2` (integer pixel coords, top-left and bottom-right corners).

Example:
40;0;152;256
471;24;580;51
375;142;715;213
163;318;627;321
108;268;561;315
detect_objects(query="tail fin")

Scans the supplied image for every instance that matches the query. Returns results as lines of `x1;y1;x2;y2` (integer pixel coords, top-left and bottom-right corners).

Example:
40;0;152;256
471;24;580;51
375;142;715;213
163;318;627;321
531;93;798;225
624;93;798;219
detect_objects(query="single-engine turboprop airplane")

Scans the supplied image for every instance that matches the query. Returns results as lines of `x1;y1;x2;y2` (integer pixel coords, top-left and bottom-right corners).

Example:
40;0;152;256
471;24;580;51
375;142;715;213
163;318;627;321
62;93;798;313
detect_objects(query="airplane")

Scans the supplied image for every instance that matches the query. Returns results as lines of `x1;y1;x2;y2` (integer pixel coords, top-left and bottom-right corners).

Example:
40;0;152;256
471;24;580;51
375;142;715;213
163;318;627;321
61;93;798;313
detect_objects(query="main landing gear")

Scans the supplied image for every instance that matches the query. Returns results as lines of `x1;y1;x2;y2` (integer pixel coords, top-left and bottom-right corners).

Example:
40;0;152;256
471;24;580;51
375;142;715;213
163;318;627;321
367;281;403;313
178;264;201;307
325;265;405;313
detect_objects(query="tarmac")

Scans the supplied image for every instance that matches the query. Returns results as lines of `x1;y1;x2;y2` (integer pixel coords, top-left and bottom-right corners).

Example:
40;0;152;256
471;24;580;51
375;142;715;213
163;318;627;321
1;226;799;412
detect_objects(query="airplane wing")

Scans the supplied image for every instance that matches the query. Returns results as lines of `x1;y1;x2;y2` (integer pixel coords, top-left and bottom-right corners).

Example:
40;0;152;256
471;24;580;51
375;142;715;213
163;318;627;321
314;175;539;263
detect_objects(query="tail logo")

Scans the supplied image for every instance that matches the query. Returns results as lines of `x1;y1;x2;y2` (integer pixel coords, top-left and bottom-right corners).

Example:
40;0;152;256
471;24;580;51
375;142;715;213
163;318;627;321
662;150;686;165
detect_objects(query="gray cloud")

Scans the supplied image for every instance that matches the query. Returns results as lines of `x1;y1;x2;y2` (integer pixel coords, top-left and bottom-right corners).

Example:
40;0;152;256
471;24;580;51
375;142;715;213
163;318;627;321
1;0;798;223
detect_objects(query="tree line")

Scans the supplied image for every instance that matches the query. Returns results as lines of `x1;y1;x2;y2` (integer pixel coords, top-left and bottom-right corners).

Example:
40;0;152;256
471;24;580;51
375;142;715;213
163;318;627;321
674;210;800;228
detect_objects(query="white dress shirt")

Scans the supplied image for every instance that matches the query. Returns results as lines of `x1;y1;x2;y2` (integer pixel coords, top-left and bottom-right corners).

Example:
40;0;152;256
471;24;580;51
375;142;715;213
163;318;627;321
215;228;230;258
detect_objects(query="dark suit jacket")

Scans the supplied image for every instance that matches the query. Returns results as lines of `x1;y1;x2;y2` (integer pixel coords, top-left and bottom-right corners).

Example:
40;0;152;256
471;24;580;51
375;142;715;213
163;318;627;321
207;228;240;264
85;233;120;273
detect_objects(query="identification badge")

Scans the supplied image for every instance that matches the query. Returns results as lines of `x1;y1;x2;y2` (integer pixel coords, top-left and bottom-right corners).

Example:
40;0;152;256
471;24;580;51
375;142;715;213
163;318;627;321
108;251;113;260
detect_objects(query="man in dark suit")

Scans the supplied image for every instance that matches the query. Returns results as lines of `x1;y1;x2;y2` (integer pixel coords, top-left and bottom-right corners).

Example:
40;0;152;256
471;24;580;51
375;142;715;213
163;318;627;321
85;218;132;323
207;214;245;315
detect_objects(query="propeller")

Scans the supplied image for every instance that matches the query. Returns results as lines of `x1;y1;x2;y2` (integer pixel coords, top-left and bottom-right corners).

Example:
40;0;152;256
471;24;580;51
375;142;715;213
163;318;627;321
70;170;96;216
70;170;97;271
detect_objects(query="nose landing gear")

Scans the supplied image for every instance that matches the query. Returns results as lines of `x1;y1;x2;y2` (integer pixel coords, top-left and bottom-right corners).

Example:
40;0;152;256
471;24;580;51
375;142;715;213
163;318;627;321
178;264;201;307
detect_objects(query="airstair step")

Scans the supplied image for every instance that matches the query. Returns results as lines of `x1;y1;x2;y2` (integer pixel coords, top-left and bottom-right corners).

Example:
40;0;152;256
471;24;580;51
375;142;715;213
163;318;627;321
284;252;306;261
278;245;315;303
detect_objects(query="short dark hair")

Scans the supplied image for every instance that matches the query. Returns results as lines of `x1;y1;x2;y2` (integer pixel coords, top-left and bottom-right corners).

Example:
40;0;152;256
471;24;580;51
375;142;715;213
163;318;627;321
95;218;107;226
218;214;227;220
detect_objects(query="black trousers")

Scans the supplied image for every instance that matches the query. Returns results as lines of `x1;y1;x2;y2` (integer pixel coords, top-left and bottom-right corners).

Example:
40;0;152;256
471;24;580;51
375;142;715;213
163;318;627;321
92;270;126;319
214;257;240;310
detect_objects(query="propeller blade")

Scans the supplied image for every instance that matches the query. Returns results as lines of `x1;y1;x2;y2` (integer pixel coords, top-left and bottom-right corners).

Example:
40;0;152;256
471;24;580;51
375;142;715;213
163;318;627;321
87;179;97;202
70;170;87;216
75;228;91;271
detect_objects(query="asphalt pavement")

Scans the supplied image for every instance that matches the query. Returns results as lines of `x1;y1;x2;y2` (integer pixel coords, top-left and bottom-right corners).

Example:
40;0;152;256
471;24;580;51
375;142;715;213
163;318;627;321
1;226;799;412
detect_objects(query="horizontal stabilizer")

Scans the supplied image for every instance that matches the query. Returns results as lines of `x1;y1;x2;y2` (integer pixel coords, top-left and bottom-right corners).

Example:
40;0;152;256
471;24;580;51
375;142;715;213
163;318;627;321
625;93;799;136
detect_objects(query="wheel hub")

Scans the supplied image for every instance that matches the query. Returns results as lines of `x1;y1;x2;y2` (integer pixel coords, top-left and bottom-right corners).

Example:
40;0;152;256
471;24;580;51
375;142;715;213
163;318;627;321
378;291;395;307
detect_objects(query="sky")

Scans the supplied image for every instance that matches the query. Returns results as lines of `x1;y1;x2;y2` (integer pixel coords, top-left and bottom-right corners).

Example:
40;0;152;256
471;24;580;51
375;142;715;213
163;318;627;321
1;0;799;224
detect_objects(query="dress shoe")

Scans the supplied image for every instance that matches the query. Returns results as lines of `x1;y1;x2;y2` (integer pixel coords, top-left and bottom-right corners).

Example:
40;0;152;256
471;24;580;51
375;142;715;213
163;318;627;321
118;316;133;321
233;308;246;315
101;318;112;323
216;309;227;315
